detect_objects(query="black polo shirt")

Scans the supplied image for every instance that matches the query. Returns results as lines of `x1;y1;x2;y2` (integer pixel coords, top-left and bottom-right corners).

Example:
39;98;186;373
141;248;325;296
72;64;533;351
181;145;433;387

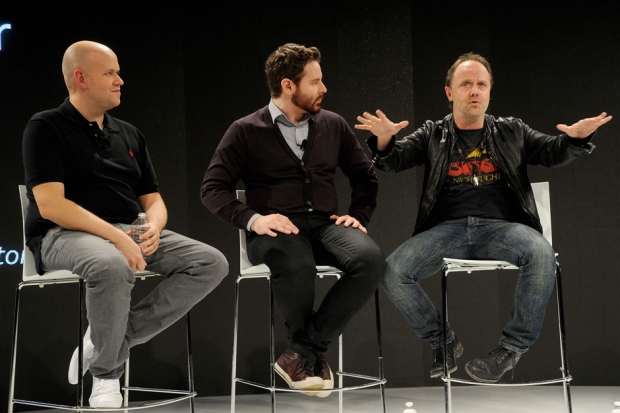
22;98;159;271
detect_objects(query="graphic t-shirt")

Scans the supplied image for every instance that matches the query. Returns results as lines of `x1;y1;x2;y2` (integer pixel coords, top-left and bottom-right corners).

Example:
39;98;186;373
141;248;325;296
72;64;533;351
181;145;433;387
430;127;523;223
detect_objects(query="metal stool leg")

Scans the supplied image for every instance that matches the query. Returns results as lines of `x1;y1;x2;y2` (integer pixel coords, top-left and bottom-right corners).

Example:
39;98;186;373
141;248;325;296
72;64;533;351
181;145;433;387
441;264;452;413
555;262;572;413
77;278;85;409
231;277;241;413
185;311;195;413
269;276;276;413
8;284;22;413
338;332;344;412
374;289;387;413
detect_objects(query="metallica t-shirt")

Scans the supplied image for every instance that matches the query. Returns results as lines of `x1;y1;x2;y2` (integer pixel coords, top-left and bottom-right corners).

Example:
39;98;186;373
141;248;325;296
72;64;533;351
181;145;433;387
429;127;524;223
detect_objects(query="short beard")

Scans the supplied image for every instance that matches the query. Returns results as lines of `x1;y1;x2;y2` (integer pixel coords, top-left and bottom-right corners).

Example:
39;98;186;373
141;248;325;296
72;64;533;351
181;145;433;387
292;91;322;114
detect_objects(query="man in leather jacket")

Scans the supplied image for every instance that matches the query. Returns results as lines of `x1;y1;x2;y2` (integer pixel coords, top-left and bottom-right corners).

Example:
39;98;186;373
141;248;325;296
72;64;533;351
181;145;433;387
355;52;612;383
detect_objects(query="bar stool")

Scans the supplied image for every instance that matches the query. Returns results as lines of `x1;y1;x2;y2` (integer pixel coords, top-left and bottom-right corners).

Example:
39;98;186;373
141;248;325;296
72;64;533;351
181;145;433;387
440;182;572;413
9;185;196;412
231;189;386;413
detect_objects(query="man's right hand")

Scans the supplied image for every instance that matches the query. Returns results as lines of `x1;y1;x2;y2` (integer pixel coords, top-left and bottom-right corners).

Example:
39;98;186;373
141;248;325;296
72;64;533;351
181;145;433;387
114;229;147;273
250;214;299;237
355;109;409;151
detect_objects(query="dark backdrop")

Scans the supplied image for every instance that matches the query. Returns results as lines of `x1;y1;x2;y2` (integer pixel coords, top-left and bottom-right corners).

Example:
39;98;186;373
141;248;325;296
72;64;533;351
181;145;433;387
1;1;619;409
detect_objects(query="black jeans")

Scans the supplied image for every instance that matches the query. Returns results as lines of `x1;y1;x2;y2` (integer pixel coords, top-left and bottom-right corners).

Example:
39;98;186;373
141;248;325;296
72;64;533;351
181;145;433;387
247;213;386;361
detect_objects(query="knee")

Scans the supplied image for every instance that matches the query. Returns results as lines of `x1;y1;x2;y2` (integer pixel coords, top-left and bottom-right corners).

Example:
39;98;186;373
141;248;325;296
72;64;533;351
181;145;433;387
195;248;229;285
352;245;386;283
380;262;404;291
212;249;229;279
524;237;556;269
82;254;134;287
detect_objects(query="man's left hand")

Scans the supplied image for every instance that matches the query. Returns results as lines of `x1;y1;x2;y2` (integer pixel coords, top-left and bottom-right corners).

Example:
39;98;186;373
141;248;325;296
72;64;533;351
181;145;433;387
557;112;612;138
329;214;367;234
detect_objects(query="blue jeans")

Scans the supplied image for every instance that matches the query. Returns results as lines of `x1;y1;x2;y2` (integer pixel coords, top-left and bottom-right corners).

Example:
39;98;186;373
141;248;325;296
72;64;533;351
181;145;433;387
40;224;229;379
381;217;556;354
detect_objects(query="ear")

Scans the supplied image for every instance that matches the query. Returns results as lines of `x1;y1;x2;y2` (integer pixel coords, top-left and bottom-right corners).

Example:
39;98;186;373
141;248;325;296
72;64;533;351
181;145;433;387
74;69;87;89
281;78;295;96
444;85;452;102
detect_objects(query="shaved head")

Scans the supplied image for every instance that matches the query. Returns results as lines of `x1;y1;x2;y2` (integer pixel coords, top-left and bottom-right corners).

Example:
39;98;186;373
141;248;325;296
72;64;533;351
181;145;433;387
62;41;115;90
60;40;123;121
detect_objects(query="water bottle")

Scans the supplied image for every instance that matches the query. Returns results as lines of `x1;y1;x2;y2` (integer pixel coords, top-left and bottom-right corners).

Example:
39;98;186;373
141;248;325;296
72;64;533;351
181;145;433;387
131;212;149;256
612;401;620;413
403;401;417;413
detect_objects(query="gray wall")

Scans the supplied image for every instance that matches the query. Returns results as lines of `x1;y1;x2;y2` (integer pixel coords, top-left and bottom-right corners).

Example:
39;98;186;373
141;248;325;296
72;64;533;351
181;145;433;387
1;1;619;409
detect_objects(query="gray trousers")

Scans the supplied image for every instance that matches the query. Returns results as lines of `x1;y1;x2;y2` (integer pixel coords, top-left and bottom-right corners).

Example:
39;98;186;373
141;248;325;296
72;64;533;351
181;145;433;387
40;224;229;379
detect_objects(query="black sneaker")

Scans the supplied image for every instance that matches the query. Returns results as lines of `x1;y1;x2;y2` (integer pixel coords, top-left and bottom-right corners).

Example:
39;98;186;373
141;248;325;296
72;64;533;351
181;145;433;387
430;337;464;378
465;346;522;383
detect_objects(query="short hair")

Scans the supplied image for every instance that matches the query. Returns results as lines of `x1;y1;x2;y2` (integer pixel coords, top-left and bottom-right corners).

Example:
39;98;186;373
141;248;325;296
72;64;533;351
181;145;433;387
445;52;493;88
265;43;321;98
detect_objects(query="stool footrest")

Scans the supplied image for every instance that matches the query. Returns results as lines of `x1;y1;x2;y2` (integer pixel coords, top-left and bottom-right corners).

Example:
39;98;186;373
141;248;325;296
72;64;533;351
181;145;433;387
441;375;573;387
235;376;386;393
12;391;196;412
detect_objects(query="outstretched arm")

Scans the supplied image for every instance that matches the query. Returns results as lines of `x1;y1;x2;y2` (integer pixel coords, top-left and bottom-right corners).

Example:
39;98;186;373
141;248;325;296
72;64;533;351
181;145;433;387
355;109;409;151
556;112;612;138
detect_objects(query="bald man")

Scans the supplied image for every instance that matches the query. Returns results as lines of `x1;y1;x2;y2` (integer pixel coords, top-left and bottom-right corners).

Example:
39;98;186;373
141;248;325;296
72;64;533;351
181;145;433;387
21;41;229;408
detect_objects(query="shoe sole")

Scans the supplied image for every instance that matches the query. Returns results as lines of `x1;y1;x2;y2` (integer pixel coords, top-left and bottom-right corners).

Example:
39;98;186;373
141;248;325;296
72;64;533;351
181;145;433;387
274;363;324;392
430;342;464;379
89;397;123;408
89;398;123;409
464;362;507;383
315;367;334;398
69;345;94;384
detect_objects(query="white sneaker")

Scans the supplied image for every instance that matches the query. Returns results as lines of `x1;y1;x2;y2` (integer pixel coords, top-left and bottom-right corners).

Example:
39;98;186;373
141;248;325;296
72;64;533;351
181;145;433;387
68;326;94;384
89;377;122;408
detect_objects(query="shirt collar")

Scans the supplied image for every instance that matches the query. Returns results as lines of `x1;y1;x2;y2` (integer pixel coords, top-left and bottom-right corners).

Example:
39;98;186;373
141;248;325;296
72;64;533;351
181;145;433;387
58;97;120;134
268;99;315;126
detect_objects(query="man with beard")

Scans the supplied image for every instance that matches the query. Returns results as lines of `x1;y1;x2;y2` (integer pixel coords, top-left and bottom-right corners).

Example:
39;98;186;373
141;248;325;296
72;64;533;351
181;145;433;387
355;52;612;383
201;43;385;397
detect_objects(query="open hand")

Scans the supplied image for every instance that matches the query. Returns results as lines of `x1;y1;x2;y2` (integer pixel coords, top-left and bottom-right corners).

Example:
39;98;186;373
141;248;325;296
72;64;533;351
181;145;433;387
556;112;612;138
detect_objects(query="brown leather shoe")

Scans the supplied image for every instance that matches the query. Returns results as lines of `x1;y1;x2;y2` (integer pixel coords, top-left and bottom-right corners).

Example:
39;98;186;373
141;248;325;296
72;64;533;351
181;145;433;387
275;348;324;392
314;353;334;398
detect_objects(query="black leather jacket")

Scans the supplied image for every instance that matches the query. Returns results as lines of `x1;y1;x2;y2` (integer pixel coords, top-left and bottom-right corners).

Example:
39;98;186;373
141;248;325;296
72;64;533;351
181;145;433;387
367;113;595;236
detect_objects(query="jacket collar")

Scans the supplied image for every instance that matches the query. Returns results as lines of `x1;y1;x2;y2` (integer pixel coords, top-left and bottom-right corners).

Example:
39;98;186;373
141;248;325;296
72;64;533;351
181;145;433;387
440;113;494;141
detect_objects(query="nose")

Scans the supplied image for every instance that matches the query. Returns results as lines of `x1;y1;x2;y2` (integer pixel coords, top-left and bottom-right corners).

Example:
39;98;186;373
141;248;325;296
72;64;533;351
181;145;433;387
470;85;479;96
115;74;124;85
320;81;327;94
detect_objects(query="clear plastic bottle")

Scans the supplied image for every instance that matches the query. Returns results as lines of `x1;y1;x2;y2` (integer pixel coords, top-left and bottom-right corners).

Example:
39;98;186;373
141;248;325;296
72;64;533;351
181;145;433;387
612;401;620;413
130;213;149;256
403;401;417;413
